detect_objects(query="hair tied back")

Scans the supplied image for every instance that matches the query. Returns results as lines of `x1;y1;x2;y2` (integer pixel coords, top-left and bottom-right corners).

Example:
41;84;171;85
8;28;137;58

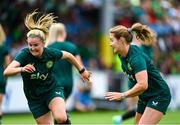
127;28;132;34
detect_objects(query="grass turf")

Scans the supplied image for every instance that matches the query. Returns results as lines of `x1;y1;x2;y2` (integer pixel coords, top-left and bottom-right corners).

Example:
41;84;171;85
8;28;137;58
2;110;180;124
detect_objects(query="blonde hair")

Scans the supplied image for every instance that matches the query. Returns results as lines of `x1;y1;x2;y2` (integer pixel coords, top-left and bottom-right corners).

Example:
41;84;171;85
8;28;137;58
131;23;157;46
25;10;56;42
110;23;157;46
46;23;66;46
0;24;6;46
110;25;133;43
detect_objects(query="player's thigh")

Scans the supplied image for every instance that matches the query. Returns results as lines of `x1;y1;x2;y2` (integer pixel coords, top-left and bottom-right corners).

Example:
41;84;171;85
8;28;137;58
136;98;146;124
46;86;66;118
48;97;67;120
35;111;53;124
138;107;163;124
48;97;66;112
0;94;4;104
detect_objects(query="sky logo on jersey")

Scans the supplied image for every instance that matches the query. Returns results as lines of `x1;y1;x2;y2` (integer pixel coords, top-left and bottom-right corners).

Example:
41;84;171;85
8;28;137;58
46;60;53;68
30;73;48;80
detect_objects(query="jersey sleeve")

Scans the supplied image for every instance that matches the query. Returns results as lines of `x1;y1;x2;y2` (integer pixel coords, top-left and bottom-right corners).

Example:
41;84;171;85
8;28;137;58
52;49;63;60
71;44;79;56
130;55;147;74
14;49;28;66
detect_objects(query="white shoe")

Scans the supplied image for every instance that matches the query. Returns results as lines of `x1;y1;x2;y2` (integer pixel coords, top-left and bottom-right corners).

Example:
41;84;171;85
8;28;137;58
112;115;122;125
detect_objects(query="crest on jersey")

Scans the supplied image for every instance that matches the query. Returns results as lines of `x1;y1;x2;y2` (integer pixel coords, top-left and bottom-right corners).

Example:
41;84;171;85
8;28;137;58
46;61;53;68
127;63;132;71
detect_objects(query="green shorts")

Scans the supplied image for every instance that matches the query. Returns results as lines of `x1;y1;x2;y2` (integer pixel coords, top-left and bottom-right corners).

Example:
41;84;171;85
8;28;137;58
63;84;73;99
0;83;6;94
137;94;171;115
28;87;65;119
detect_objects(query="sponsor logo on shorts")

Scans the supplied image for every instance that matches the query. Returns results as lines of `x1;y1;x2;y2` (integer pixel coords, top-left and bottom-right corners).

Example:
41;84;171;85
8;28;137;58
152;101;158;106
55;91;61;95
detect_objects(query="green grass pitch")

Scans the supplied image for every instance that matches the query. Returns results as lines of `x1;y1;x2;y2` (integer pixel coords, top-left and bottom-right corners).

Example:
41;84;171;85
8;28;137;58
2;110;180;124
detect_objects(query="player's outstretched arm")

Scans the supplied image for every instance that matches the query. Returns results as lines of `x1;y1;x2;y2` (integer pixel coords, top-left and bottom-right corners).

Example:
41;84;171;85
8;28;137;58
61;51;92;86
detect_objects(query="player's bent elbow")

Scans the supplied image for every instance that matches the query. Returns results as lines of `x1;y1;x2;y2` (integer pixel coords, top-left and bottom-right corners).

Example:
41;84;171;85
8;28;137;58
141;82;148;91
3;68;12;77
3;70;8;77
138;82;148;92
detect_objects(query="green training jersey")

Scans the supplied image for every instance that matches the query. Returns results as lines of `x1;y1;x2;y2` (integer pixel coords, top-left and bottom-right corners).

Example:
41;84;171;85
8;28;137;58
140;45;153;60
15;47;63;101
128;45;153;88
120;45;170;100
48;41;79;87
0;45;9;84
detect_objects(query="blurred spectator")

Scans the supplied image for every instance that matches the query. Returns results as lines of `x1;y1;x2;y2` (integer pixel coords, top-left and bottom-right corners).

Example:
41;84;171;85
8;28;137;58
0;0;180;74
74;82;96;112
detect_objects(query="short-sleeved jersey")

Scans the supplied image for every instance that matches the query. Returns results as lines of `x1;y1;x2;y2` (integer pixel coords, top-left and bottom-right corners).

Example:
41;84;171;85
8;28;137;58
48;41;79;86
120;45;170;100
140;45;153;60
0;45;9;84
128;45;153;88
15;47;63;101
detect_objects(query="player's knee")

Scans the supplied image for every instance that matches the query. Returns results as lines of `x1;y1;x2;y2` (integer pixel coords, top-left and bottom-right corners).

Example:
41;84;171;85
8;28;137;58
55;114;67;123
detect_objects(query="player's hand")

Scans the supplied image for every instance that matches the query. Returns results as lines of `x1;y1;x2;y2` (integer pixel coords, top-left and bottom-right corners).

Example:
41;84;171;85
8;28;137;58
105;92;125;101
80;70;92;87
22;64;36;73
